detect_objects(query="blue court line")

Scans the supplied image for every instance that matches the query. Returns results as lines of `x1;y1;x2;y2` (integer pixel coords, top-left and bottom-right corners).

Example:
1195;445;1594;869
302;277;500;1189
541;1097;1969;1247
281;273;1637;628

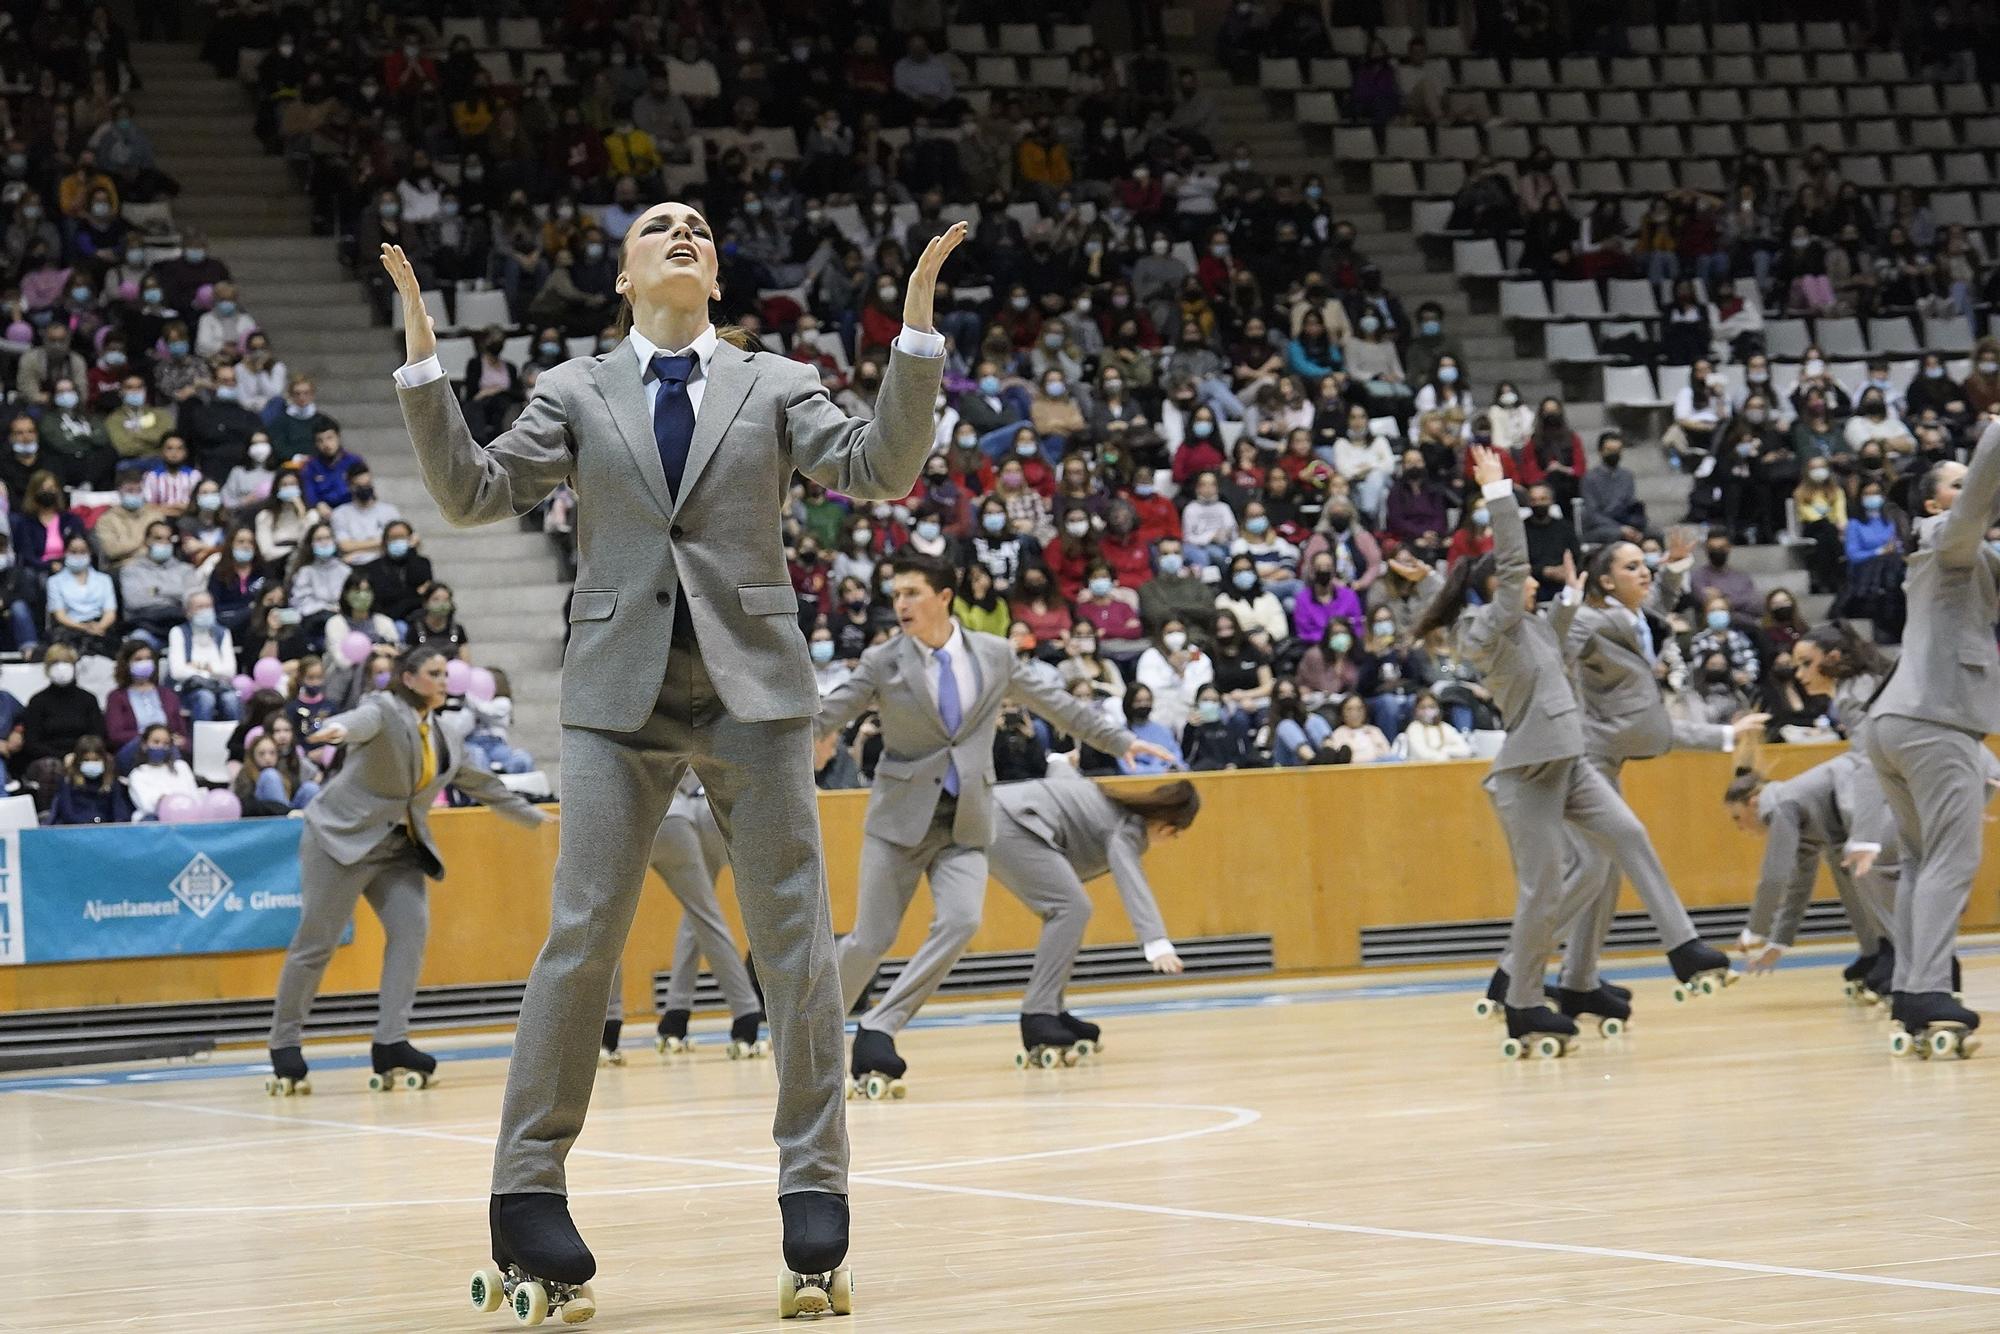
0;947;1901;1094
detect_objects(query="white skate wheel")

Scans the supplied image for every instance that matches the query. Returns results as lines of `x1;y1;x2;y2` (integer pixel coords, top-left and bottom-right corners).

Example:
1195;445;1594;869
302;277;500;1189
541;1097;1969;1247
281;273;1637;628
1036;1047;1059;1069
864;1074;888;1100
756;1039;772;1057
1599;1017;1625;1038
830;1266;854;1315
1500;1037;1524;1060
368;1073;388;1092
1672;985;1690;1005
514;1279;549;1326
558;1281;596;1324
1889;1031;1913;1057
470;1267;506;1313
402;1070;427;1091
1929;1030;1958;1059
1472;998;1496;1020
1073;1039;1097;1057
1533;1035;1564;1059
777;1267;799;1319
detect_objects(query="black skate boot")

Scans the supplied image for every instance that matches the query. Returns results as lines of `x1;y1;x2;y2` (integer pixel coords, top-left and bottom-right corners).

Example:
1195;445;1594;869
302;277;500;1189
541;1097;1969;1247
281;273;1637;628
1952;954;1964;996
1057;1010;1102;1055
1601;980;1633;1002
1556;984;1633;1037
655;1008;692;1055
470;1193;596;1323
264;1045;310;1096
599;1018;624;1066
1017;1013;1082;1068
847;1025;906;1100
1862;941;1896;1007
1842;951;1879;1000
777;1190;854;1318
1500;1005;1578;1059
1474;967;1509;1020
1890;990;1982;1060
1667;939;1736;1002
728;1010;771;1060
368;1039;436;1092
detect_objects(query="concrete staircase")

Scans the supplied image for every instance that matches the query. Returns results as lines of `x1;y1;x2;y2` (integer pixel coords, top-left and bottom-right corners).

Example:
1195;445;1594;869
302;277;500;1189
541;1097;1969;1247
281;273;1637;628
1184;46;1816;616
129;43;569;786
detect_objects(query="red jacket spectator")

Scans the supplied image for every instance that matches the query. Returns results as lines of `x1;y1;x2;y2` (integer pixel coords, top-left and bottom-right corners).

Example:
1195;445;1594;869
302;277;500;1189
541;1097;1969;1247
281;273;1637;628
1011;595;1073;646
1496;435;1585;490
1447;524;1496;568
1018;455;1057;499
998;306;1042;349
859;303;903;356
1121;486;1181;547
1097;528;1154;589
1115;175;1165;222
106;684;187;757
1040;535;1098;603
1171;436;1227;486
546;125;608;184
788;554;831;622
381;50;439;96
1073;590;1144;644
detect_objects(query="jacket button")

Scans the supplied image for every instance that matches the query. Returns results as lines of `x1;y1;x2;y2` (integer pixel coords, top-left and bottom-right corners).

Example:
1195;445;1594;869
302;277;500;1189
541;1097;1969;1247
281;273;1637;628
656;591;672;605
670;524;684;539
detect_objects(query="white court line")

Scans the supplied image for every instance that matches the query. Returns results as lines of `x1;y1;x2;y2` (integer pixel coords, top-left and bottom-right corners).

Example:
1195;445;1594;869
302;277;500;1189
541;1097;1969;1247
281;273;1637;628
22;1087;2000;1301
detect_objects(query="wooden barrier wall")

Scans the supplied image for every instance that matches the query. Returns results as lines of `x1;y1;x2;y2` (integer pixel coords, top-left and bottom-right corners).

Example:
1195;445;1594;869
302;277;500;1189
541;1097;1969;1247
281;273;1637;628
8;743;2000;1017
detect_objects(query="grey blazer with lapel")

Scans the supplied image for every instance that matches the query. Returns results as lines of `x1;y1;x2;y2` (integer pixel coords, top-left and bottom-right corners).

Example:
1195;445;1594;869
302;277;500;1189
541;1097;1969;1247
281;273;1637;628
304;694;543;877
815;627;1136;849
1460;489;1584;774
1873;421;2000;737
1567;559;1729;762
994;768;1168;946
396;337;943;732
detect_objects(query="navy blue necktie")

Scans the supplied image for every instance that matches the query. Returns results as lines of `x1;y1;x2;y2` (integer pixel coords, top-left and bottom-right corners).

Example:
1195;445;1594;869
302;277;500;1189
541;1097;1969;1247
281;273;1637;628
649;352;697;499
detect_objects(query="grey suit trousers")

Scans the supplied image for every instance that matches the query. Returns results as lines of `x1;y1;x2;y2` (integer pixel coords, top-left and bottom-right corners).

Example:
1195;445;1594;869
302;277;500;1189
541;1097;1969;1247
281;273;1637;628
1495;757;1686;1008
604;806;761;1022
1868;714;1987;994
987;812;1094;1016
494;629;847;1199
270;826;429;1049
836;800;990;1036
1551;753;1700;990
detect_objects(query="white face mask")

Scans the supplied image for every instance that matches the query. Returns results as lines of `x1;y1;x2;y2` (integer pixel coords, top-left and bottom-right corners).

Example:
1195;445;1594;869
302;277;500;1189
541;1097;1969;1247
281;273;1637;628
47;662;75;685
1163;631;1187;652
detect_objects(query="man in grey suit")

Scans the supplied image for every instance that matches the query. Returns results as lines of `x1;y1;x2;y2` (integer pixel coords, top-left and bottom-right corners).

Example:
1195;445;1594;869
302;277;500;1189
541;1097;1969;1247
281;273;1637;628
268;646;548;1093
379;212;966;1311
812;551;1176;1091
1866;422;2000;1052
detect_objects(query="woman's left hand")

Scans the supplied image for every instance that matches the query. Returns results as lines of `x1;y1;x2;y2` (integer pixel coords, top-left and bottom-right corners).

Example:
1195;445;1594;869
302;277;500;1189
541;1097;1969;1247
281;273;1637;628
1152;951;1185;975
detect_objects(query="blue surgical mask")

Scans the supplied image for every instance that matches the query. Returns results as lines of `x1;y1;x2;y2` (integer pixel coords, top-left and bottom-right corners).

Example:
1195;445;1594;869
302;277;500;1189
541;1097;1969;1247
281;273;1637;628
54;390;77;409
810;639;835;663
215;300;237;316
1471;506;1490;527
982;512;1005;534
70;285;91;303
168;340;189;357
313;541;337;560
123;390;147;409
386;538;410;559
1246;516;1270;535
144;746;173;765
215;385;238;402
79;760;105;779
1706;609;1731;631
120;492;143;510
979;375;1000;395
1197;700;1223;724
142;288;162;305
1438;366;1458;384
63;553;89;572
1420;319;1442;337
1158;552;1184;575
197;493;221;512
1134;482;1154;497
184;248;206;263
1191;421;1213;438
916;521;941;542
232;546;256;563
1088;576;1113;598
1232;570;1256;591
187;607;217;631
148;542;171;563
1643;551;1663;569
1862;493;1885;512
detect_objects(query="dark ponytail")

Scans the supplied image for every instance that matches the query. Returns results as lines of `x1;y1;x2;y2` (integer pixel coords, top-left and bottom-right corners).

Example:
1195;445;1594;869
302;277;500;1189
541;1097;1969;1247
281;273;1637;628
1411;553;1494;643
1800;620;1889;680
1106;779;1202;832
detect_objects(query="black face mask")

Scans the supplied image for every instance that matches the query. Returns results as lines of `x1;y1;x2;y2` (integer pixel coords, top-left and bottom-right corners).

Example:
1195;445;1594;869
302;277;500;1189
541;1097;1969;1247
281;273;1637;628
1707;549;1730;568
1327;515;1351;533
1601;451;1622;468
1126;705;1152;722
1529;505;1551;521
1861;456;1884;471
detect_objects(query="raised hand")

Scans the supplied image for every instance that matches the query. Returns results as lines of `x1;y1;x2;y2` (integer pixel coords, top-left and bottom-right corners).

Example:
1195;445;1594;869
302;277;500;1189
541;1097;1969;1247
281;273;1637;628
1467;443;1504;489
902;221;969;335
378;243;436;366
1559;549;1584;597
1665;524;1698;564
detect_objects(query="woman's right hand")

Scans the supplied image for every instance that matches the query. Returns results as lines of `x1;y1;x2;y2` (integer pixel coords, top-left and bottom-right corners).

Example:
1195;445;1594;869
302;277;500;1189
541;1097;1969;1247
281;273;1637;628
308;723;347;746
379;243;436;365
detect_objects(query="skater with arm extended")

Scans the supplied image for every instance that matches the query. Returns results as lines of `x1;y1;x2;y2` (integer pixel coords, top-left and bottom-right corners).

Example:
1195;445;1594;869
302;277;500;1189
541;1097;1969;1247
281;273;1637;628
383;211;965;1321
812;551;1177;1097
1414;446;1733;1059
1541;529;1766;1027
267;645;549;1095
1864;422;2000;1057
600;771;768;1065
987;767;1200;1063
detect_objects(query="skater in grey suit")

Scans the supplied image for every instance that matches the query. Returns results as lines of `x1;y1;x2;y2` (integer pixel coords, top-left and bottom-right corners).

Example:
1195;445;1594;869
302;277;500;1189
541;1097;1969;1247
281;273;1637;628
1543;528;1765;1027
379;213;966;1304
812;551;1177;1090
1864;422;2000;1048
988;767;1199;1058
1412;445;1733;1055
267;645;548;1092
600;771;765;1063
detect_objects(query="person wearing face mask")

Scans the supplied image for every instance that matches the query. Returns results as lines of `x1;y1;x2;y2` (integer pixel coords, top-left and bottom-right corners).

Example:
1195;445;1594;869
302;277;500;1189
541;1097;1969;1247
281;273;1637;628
124;722;199;821
1841;480;1908;641
193;281;257;359
180;362;265;468
1070;560;1148;661
49;735;131;825
1446;497;1497;569
1843;388;1916;453
1684;649;1752;727
1963;337;2000;415
287;520;351;639
1214;553;1291;644
255;464;311;568
325;569;402;655
20;645;106;789
459;325;526;446
1578;431;1652;547
45;536;118;657
266;377;335;463
1688;591;1762;690
1789;455;1849;595
118;518;202;648
1133;615;1212;738
1181;683;1254;768
1394;690;1473;762
105;640;189;768
105;375;174;461
166;589;242;722
1688;534;1761;620
329;466;401;565
952;360;1033;456
222;433;278;511
1178;469;1240;569
208;526;268;634
35;376;115;489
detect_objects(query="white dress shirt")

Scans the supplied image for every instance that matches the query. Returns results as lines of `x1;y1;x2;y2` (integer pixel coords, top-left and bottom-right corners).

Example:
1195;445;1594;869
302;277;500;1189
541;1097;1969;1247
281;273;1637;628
921;621;980;720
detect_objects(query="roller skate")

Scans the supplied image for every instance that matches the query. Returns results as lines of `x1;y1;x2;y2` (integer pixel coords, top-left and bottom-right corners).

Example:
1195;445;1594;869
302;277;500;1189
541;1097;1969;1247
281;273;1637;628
654;1008;692;1055
1474;967;1563;1020
1500;1005;1577;1060
777;1190;853;1318
1888;991;1982;1061
1860;943;1896;1010
598;1019;624;1067
728;1011;772;1060
1667;939;1736;1003
1601;980;1633;1002
263;1045;310;1096
1057;1011;1102;1057
1015;1013;1083;1068
368;1039;437;1092
846;1026;906;1100
1555;983;1631;1037
469;1193;596;1326
1842;952;1879;1002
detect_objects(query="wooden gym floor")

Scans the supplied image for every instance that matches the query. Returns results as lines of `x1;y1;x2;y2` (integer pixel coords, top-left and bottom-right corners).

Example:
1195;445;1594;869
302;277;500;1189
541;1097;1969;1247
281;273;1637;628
7;944;2000;1332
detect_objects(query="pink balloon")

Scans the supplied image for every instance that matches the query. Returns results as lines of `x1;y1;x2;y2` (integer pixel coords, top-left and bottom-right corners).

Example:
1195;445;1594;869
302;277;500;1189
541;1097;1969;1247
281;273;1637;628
232;674;256;699
252;657;284;689
445;659;471;694
194;282;214;310
203;790;242;821
467;667;496;702
338;631;371;667
155;793;201;823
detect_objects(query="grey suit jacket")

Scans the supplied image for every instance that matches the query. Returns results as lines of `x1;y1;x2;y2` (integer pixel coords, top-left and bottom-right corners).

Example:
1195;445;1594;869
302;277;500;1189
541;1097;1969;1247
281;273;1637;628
1754;756;1857;946
396;337;943;732
995;767;1168;947
1873;421;2000;737
815;627;1136;848
304;694;543;877
1460;489;1583;774
1568;559;1728;762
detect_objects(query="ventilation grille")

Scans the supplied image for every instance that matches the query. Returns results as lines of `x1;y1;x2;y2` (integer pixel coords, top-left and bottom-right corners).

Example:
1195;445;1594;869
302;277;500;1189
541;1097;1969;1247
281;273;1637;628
1360;903;1853;967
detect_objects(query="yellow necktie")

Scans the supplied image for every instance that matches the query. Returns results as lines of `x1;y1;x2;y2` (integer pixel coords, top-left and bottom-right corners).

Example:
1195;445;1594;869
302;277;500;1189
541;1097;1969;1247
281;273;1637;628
408;715;435;840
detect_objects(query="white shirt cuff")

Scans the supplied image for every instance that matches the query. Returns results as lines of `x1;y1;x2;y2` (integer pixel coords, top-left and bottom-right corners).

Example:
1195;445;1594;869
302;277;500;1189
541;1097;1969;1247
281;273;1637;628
1720;729;1734;753
1556;585;1581;607
1664;554;1694;575
1479;478;1514;502
394;354;445;388
893;325;947;359
1845;841;1882;856
1142;938;1175;963
1737;928;1764;950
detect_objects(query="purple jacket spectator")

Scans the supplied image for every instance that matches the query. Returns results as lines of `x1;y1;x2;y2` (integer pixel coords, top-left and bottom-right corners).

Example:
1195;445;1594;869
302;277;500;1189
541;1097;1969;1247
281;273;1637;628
1382;478;1453;548
1292;580;1365;646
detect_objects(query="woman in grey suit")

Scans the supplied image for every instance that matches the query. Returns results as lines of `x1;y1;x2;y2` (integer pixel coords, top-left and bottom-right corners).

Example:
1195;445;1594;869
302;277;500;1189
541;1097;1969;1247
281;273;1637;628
1411;446;1733;1058
986;768;1199;1063
266;645;549;1095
